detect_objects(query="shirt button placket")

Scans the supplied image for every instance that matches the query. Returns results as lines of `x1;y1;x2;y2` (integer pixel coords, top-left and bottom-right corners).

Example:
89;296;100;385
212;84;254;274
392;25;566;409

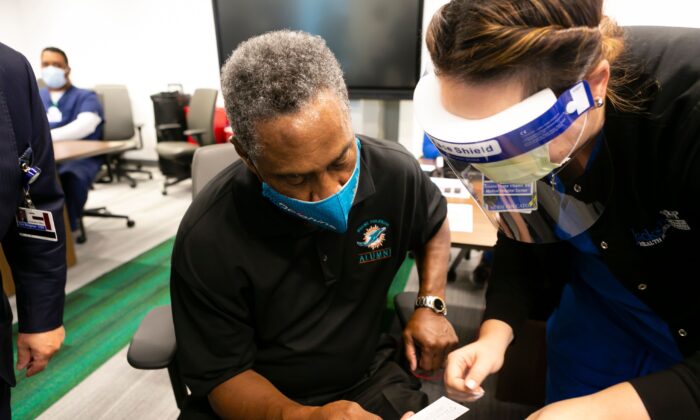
678;329;688;337
637;283;647;291
600;241;608;250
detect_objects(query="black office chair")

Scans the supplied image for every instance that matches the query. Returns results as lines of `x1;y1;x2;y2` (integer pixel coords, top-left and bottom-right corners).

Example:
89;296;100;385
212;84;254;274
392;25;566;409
155;88;218;195
94;84;153;188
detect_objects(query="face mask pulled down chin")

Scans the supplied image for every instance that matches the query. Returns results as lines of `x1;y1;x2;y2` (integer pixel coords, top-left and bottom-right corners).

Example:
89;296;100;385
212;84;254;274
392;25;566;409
42;66;66;89
473;114;588;184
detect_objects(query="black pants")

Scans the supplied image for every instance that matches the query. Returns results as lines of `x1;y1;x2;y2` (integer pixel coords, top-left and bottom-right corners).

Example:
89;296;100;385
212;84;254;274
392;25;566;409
180;335;428;419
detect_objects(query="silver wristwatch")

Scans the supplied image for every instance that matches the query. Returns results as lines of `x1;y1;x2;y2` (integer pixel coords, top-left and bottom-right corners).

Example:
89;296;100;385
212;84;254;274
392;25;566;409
415;295;447;316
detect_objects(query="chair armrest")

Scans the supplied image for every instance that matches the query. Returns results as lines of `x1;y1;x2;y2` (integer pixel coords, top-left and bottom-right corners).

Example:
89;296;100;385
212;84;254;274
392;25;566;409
127;305;176;369
184;129;207;146
394;291;418;328
156;123;182;131
183;128;206;136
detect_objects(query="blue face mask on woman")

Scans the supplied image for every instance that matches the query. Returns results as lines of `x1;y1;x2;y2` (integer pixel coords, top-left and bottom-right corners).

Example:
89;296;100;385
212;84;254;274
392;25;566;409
262;138;361;233
41;66;67;90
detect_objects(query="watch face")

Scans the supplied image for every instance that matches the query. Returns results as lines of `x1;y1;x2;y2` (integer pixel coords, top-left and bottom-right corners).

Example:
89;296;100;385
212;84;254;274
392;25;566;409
434;298;445;311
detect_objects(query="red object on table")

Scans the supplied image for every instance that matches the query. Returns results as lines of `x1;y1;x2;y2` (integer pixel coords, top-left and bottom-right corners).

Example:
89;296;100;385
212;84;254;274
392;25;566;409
183;106;230;145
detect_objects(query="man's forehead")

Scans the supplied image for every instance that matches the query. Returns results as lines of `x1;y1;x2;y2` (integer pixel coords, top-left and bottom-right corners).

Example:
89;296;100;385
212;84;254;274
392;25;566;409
258;137;353;176
41;51;67;65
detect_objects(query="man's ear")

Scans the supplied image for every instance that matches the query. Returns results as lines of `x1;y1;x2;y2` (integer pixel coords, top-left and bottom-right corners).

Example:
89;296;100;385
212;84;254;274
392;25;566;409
585;59;610;100
230;136;262;181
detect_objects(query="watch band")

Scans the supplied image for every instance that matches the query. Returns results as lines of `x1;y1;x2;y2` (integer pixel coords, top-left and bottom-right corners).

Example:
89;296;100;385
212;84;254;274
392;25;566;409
415;295;447;316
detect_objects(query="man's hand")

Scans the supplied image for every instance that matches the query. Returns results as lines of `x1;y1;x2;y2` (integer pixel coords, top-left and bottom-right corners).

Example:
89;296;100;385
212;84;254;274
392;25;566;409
403;308;458;372
444;319;512;402
308;401;381;420
16;325;65;377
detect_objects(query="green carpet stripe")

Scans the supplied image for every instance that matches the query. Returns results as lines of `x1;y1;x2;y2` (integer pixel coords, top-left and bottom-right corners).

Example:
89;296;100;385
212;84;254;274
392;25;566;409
11;238;175;420
13;287;171;419
60;265;170;337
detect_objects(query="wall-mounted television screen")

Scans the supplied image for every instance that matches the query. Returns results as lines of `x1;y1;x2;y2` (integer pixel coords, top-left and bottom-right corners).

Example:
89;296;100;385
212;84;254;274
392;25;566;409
212;0;424;99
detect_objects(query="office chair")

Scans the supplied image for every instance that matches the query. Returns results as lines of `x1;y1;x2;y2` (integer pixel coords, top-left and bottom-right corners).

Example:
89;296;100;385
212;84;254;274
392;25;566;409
94;84;153;188
74;86;137;243
155;88;218;195
127;142;239;408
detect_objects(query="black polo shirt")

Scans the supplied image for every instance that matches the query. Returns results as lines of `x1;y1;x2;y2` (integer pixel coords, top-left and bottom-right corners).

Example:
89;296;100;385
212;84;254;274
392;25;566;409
484;27;700;417
170;135;447;399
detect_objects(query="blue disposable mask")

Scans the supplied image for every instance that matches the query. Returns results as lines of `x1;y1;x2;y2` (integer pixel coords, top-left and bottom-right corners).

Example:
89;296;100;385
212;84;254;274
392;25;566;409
262;138;361;233
42;66;67;89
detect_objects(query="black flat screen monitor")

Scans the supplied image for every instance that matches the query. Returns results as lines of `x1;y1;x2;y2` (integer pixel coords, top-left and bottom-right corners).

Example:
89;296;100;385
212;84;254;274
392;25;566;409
212;0;423;100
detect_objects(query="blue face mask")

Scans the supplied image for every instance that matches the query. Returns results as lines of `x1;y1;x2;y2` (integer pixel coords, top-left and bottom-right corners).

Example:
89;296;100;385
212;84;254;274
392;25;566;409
42;66;67;89
262;138;361;233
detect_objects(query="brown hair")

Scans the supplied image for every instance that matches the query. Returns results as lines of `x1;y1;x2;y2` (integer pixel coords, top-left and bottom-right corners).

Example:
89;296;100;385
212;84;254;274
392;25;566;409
426;0;646;112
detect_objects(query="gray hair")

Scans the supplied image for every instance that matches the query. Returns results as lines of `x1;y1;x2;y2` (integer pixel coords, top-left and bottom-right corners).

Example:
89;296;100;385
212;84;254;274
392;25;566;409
220;30;350;159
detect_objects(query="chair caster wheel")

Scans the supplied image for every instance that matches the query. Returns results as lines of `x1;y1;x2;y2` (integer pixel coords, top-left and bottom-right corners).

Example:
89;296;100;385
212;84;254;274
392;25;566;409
162;190;167;196
77;236;86;244
127;220;136;228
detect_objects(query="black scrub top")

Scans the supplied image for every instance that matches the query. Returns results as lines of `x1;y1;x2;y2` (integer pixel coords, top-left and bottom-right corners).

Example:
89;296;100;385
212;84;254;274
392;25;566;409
484;26;700;417
170;135;447;399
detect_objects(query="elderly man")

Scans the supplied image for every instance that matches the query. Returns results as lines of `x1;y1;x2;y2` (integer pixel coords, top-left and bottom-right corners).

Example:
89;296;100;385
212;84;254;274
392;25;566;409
171;31;458;419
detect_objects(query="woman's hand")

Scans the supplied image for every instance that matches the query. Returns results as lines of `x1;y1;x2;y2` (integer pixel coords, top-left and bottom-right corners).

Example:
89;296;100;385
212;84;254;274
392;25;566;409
443;319;513;402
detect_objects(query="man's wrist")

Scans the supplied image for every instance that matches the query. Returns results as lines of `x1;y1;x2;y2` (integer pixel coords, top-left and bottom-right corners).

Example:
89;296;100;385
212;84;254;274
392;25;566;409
415;295;448;315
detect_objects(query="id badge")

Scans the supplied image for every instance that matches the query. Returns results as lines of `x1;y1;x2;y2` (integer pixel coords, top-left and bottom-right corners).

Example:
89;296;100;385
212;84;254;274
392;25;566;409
16;207;58;241
482;176;538;213
47;106;62;123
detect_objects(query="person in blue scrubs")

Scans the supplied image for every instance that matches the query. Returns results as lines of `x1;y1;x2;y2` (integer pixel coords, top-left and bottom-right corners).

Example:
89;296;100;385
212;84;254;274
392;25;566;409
39;47;104;233
416;1;700;418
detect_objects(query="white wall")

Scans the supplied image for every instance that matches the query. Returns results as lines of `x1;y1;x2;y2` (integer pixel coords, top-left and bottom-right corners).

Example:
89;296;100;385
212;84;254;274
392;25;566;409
1;0;697;160
0;0;221;161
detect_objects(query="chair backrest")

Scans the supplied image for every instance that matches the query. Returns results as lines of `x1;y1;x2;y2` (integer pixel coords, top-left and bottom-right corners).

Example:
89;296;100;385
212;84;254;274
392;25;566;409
187;88;218;146
192;143;239;198
93;84;136;142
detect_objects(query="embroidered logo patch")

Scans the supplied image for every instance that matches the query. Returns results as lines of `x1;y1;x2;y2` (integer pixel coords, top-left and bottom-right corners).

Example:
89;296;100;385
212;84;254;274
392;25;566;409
356;219;391;264
633;209;691;247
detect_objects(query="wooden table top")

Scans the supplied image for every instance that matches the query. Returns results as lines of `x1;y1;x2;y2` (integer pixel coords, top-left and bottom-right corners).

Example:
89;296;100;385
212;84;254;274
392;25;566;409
53;140;132;163
447;196;498;250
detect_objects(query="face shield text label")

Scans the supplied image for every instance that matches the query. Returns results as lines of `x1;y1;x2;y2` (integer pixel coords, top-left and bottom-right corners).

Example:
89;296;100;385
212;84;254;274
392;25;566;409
482;178;538;212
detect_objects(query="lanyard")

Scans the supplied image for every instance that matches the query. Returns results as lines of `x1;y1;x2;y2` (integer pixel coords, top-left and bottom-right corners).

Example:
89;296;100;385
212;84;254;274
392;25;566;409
18;147;41;208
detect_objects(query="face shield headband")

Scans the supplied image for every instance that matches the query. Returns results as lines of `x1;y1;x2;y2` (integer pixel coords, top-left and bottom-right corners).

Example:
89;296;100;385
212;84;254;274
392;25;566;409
414;73;594;165
414;74;610;244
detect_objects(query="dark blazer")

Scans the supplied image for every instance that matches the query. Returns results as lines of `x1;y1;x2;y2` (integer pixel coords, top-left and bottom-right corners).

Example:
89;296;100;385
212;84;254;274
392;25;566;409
0;42;66;386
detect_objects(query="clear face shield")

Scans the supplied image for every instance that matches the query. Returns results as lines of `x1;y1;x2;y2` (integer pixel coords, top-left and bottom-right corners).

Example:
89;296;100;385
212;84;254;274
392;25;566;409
414;74;612;244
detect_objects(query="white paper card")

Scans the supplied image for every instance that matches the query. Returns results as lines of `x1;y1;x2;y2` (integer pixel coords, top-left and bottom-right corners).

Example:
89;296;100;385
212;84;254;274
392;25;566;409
410;396;469;420
447;203;473;233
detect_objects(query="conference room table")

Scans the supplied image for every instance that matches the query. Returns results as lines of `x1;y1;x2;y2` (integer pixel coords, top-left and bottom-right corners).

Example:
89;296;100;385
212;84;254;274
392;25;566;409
1;140;133;296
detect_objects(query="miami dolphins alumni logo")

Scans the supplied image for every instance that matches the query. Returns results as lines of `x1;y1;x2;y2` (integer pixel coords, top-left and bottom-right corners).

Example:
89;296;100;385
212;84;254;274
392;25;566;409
356;219;391;264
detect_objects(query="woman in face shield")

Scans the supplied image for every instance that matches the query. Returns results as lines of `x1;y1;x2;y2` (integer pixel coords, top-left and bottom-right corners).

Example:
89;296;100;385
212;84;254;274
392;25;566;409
415;0;700;418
